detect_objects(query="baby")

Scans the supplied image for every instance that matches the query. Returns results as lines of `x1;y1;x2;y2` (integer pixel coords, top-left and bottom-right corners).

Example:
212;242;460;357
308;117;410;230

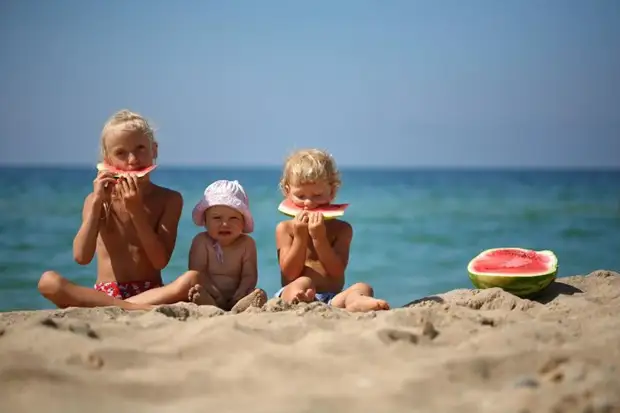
186;179;268;312
274;148;390;312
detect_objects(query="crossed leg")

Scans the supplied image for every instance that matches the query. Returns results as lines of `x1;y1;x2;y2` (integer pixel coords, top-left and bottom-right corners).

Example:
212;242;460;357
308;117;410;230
149;272;267;313
279;276;316;304
188;284;268;313
38;269;257;311
279;276;390;312
330;282;390;312
38;271;153;311
124;270;203;305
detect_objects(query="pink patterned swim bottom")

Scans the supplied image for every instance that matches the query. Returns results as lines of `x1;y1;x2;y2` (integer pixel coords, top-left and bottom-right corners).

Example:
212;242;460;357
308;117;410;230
94;280;162;300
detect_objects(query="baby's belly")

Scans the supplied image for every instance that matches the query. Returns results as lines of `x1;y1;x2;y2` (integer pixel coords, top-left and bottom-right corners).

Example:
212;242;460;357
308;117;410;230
210;274;240;297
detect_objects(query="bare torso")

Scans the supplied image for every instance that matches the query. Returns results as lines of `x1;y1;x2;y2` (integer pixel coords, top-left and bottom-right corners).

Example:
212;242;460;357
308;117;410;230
191;232;254;300
280;219;350;293
95;184;179;284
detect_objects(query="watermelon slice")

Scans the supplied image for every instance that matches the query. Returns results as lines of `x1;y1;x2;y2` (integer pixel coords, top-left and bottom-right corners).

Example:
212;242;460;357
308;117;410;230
467;248;559;297
277;198;348;220
96;162;157;178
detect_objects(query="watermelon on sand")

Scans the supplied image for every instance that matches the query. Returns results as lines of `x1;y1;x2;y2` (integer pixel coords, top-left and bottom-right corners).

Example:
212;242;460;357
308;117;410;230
96;162;157;178
277;199;348;219
467;247;558;297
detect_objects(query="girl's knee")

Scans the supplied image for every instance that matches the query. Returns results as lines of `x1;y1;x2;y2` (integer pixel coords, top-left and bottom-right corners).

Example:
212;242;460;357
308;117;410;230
289;276;314;289
175;270;202;292
38;271;65;297
349;282;374;296
280;276;315;301
182;270;201;284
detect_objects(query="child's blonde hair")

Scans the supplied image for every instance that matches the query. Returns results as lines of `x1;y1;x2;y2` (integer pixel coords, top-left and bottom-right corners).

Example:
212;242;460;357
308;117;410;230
279;148;342;195
100;109;157;160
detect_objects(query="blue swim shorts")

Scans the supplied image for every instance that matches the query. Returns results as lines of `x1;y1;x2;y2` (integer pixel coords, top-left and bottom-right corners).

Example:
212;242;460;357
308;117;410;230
274;287;337;305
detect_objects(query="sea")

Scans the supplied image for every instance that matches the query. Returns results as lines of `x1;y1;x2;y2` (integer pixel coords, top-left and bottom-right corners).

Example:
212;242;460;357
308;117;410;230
0;166;618;312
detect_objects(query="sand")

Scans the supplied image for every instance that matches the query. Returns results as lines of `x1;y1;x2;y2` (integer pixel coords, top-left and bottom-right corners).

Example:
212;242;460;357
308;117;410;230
1;270;619;413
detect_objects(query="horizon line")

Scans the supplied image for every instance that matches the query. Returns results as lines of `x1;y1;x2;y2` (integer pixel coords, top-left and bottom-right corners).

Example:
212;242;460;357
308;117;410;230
0;162;619;172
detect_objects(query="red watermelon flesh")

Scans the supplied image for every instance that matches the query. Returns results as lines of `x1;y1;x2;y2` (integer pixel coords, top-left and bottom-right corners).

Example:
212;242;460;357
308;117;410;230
277;198;348;219
470;248;552;274
96;162;157;178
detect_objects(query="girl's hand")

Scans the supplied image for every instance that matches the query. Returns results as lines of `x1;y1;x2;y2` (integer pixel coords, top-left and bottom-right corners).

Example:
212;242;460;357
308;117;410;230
308;212;327;240
292;210;309;238
92;171;116;203
118;174;144;215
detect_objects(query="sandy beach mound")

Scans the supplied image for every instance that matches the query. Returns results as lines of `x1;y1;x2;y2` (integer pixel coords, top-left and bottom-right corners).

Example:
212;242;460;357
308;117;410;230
1;270;619;413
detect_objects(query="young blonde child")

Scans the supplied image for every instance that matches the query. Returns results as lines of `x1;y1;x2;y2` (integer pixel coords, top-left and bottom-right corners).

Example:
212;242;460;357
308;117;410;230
185;180;268;312
38;109;192;310
274;148;390;312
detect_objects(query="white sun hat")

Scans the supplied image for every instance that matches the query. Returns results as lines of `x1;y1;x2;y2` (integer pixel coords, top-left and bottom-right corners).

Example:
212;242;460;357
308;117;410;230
191;180;254;233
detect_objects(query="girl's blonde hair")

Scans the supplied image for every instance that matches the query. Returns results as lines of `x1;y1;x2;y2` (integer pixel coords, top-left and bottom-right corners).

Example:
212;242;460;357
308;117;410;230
279;148;341;195
100;109;157;160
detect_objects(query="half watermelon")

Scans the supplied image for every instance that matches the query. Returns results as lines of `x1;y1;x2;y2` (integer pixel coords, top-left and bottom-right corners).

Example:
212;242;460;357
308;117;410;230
96;162;157;178
277;198;348;220
467;247;559;297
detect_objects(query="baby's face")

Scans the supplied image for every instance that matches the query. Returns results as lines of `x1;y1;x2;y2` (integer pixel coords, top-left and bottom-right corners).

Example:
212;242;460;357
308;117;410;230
204;205;244;245
286;180;334;210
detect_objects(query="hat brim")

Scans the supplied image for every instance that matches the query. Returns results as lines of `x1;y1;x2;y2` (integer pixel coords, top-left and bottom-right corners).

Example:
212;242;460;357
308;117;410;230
192;199;254;233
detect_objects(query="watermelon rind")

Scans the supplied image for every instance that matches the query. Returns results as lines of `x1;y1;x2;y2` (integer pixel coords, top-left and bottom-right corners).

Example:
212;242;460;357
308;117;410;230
277;200;347;220
96;162;157;178
467;247;559;298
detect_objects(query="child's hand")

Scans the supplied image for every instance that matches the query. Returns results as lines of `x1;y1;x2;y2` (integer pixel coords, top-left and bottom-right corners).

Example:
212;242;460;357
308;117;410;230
292;210;309;238
232;289;247;304
199;279;226;307
215;294;229;309
308;212;327;240
118;174;144;215
92;171;116;203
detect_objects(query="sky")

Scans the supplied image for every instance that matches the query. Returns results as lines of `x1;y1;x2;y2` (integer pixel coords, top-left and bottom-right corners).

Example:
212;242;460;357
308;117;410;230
0;0;619;168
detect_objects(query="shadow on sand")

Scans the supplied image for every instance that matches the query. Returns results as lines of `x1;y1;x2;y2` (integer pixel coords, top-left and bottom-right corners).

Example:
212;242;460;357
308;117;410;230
530;280;583;304
402;295;445;308
400;280;583;309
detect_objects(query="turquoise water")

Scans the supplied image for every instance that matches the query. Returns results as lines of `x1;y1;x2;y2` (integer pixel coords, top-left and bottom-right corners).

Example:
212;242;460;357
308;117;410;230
0;166;618;312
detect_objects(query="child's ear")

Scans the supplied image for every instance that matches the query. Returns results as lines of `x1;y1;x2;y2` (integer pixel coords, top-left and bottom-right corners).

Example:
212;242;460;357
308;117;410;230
282;184;290;196
152;142;159;160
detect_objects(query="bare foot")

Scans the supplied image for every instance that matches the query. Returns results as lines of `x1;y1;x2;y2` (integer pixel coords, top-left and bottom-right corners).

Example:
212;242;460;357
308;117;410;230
188;284;217;306
345;295;390;312
293;288;315;304
230;288;268;314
